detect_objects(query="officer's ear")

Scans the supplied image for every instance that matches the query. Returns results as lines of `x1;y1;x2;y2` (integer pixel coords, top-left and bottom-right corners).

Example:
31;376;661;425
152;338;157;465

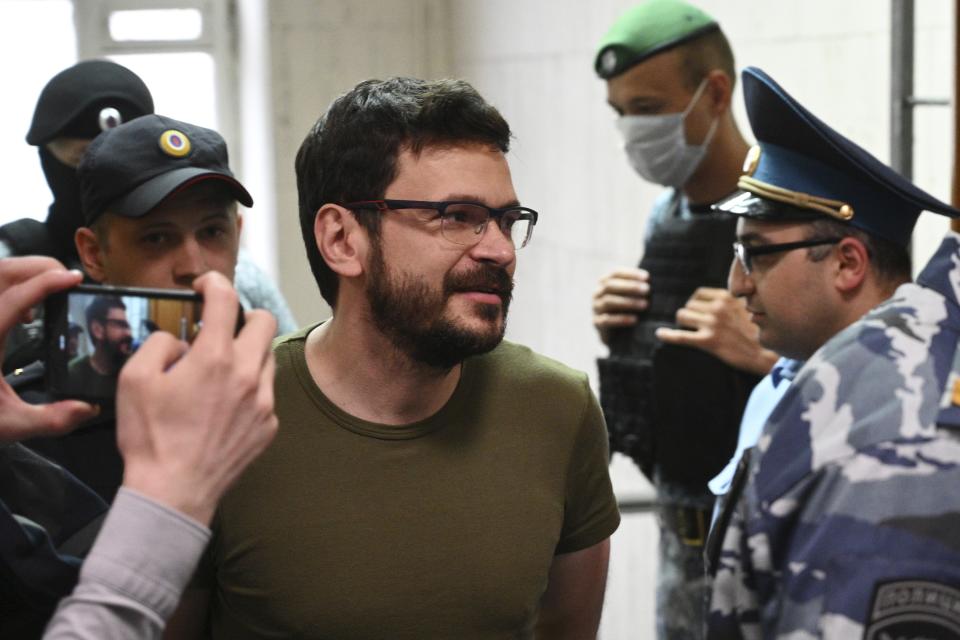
705;69;733;116
833;236;870;293
75;224;108;283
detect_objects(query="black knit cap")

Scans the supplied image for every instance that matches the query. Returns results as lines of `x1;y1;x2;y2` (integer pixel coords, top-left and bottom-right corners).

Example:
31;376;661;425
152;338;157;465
26;60;154;145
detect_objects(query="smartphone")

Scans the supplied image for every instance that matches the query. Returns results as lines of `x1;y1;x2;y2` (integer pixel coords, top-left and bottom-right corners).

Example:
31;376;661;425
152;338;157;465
44;284;205;401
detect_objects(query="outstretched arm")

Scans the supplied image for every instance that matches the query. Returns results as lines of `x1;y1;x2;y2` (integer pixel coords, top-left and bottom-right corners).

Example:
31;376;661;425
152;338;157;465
43;271;278;639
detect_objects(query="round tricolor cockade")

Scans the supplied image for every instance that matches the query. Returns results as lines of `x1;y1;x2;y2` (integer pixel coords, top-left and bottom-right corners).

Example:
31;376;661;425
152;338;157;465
159;129;191;157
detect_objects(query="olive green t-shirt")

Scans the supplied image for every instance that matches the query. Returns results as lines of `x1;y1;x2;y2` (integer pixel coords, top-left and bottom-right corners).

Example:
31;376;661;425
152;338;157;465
196;327;620;639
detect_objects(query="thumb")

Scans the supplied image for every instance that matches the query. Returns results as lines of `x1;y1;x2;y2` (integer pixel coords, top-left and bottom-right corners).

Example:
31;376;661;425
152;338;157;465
16;400;99;439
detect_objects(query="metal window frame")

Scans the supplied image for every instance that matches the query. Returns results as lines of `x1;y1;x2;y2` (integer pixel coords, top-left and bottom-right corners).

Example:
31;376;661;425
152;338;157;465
890;0;951;180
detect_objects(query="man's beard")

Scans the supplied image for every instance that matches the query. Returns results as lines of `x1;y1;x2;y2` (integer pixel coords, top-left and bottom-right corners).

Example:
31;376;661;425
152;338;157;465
366;243;513;370
100;336;133;374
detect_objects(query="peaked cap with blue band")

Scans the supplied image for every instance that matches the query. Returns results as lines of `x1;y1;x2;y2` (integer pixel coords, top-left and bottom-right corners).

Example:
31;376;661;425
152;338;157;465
716;67;958;247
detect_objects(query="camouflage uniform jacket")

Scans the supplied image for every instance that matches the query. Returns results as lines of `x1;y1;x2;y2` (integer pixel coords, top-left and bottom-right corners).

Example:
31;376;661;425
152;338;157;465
708;232;960;639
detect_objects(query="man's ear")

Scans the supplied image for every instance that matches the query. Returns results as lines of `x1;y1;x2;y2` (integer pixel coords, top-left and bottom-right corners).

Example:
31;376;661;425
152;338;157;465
75;226;107;282
833;236;869;294
234;209;244;236
705;69;733;115
89;319;104;342
314;204;366;278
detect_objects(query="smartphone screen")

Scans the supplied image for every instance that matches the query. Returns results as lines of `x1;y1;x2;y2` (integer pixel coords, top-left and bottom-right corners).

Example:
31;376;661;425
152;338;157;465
44;284;203;401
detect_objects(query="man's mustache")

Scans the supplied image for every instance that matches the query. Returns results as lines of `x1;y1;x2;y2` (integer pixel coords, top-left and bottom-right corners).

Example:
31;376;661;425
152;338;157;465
445;265;514;306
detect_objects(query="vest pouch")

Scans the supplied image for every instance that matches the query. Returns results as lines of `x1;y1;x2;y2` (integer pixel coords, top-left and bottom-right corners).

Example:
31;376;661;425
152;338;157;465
597;355;655;480
651;342;751;489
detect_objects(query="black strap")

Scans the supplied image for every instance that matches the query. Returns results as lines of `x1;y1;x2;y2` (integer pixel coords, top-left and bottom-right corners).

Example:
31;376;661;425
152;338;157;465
706;447;753;577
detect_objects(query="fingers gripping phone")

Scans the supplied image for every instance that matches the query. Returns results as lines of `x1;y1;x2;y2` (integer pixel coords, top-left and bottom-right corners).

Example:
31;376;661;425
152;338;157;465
44;284;207;401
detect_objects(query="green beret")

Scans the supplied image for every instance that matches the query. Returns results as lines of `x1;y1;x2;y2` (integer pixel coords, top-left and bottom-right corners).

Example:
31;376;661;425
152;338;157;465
595;0;719;79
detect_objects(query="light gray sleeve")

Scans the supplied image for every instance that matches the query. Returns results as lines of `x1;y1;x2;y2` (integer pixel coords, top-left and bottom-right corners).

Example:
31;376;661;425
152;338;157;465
234;247;299;335
43;488;210;640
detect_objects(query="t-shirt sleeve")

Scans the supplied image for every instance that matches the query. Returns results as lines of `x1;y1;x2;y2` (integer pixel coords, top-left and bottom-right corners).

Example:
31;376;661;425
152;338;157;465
556;378;621;554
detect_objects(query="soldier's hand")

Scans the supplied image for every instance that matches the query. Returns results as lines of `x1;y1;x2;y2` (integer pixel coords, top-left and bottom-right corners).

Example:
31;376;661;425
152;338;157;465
592;267;650;346
655;287;778;375
0;257;99;444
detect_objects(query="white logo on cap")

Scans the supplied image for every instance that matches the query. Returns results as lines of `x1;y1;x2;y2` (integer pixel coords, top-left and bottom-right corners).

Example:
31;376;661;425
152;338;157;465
98;107;122;132
602;50;618;74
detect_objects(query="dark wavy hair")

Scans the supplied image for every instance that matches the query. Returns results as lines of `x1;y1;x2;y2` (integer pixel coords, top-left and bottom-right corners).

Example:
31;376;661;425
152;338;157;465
294;77;512;309
85;295;125;346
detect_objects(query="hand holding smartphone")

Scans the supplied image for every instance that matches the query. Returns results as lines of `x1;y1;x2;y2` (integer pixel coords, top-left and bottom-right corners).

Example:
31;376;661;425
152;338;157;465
0;258;98;443
44;284;209;401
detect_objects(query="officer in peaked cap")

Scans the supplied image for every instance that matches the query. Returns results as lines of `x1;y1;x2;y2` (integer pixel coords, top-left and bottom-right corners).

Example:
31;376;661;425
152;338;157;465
708;67;960;639
716;66;956;246
590;5;775;638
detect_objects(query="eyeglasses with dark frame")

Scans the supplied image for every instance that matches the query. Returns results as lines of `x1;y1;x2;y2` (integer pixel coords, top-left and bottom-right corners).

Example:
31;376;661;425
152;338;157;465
341;199;539;250
733;237;843;275
103;318;132;331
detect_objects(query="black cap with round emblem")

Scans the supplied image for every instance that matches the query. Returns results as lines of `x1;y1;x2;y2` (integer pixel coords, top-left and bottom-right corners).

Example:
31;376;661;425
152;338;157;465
79;114;253;225
26;60;154;145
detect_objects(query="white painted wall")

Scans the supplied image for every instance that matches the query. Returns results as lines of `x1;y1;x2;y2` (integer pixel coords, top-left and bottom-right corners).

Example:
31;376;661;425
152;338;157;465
254;1;954;637
263;0;452;326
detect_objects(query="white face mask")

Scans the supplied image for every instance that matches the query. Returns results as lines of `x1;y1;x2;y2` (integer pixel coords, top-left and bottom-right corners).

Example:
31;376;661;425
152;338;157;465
616;78;719;188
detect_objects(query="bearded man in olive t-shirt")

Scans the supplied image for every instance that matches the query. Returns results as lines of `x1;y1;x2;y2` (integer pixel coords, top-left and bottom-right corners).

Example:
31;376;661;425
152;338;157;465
167;77;620;639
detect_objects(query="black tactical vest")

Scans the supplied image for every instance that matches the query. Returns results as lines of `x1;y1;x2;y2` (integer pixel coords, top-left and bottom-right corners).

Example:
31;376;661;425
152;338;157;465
598;192;760;489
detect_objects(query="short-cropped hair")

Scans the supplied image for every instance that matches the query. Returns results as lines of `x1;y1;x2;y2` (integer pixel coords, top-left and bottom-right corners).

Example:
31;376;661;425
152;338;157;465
677;28;736;92
805;217;912;286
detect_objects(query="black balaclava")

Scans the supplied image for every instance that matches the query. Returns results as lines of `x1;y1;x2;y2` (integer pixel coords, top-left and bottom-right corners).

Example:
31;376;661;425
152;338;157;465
39;147;84;262
25;60;154;263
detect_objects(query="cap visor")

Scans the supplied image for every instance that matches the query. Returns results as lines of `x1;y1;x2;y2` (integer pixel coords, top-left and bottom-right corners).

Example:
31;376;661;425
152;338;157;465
109;168;253;218
713;189;822;221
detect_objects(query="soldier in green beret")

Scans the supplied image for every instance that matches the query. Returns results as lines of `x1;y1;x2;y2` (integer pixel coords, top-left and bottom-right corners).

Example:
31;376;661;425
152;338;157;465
590;2;776;638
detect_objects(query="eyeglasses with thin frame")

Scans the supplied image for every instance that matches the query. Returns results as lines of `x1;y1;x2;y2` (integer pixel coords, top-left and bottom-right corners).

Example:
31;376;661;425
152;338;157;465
733;237;843;275
341;199;539;249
